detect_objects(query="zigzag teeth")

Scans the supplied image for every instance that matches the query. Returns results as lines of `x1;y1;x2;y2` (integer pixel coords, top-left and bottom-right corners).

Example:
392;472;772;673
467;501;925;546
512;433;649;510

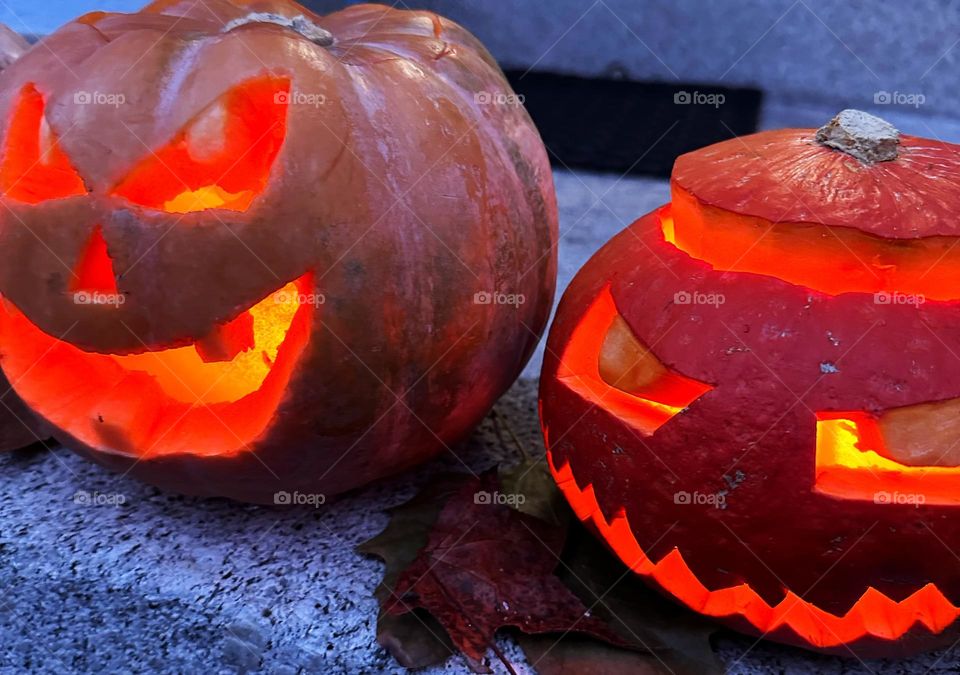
544;447;960;648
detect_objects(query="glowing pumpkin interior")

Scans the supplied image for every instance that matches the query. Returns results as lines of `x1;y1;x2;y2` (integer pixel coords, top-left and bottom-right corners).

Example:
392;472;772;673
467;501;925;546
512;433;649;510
0;83;87;202
69;225;118;295
0;273;314;457
112;75;290;214
556;285;712;436
816;412;960;506
666;188;960;301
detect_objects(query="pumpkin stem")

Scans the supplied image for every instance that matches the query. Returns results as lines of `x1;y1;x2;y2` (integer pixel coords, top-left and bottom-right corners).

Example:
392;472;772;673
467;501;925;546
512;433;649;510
222;12;334;47
815;109;900;163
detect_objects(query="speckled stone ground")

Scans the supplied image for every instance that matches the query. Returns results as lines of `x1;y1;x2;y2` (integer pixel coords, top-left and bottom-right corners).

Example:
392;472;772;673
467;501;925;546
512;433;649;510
3;378;960;674
2;170;959;673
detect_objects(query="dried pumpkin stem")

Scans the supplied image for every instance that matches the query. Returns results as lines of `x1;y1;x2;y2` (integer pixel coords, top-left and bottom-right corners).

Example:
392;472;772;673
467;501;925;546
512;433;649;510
814;109;899;163
222;12;334;47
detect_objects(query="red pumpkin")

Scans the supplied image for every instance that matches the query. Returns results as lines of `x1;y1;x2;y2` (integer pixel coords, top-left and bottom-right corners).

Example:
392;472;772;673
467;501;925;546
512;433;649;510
540;110;960;657
0;0;557;502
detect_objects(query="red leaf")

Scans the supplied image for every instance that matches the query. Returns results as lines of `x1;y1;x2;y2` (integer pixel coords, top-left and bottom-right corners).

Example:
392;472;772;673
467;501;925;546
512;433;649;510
385;470;626;663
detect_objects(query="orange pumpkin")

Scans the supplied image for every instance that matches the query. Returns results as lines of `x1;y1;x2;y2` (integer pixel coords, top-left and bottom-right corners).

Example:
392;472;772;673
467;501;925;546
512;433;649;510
540;111;960;656
0;0;557;502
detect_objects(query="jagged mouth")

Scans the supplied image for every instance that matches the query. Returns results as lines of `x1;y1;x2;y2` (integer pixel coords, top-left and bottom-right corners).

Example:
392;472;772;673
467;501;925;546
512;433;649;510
0;273;314;458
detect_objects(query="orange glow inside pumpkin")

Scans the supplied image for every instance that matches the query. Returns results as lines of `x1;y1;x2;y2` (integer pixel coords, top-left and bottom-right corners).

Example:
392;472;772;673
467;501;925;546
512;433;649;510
69;225;118;296
0;83;87;203
543;428;960;648
556;285;712;435
664;190;960;301
0;273;314;457
815;412;960;506
112;76;290;214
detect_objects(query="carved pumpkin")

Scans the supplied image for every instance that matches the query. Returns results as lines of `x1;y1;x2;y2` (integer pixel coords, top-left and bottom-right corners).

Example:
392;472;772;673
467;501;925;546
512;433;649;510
539;110;960;657
0;0;557;502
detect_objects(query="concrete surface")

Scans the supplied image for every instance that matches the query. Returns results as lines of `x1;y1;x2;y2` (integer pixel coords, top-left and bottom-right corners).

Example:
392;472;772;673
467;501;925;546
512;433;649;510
2;169;959;674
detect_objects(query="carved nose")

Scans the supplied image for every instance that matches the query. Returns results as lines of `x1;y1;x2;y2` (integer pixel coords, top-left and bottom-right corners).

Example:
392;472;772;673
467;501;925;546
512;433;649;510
69;224;118;297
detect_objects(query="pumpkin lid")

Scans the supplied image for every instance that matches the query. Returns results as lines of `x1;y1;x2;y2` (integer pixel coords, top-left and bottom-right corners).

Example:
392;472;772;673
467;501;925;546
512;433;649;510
671;110;960;239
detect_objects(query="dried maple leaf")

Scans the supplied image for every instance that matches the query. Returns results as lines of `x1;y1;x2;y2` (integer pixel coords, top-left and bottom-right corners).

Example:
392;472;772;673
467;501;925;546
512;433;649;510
356;474;462;669
519;524;723;675
384;470;627;667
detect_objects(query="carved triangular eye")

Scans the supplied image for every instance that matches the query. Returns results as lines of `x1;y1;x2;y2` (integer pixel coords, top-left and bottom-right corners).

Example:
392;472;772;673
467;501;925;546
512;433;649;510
557;286;713;436
0;83;87;203
112;76;291;214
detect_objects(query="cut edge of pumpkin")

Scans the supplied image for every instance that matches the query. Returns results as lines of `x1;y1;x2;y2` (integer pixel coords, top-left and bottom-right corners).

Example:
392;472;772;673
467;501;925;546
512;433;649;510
542;430;960;648
556;284;712;436
664;189;960;302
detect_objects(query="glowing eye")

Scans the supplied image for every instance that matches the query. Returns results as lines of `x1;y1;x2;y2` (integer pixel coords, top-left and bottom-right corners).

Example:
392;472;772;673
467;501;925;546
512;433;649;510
112;76;290;214
0;83;87;203
557;285;712;435
816;406;960;506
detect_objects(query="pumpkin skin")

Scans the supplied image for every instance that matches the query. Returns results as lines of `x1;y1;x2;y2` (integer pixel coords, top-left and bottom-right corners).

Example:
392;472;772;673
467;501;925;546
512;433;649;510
540;115;960;657
0;0;557;502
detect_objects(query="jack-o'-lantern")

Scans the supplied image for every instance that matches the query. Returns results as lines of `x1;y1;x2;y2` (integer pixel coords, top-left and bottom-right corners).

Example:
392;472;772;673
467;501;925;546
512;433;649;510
540;110;960;657
0;0;557;503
